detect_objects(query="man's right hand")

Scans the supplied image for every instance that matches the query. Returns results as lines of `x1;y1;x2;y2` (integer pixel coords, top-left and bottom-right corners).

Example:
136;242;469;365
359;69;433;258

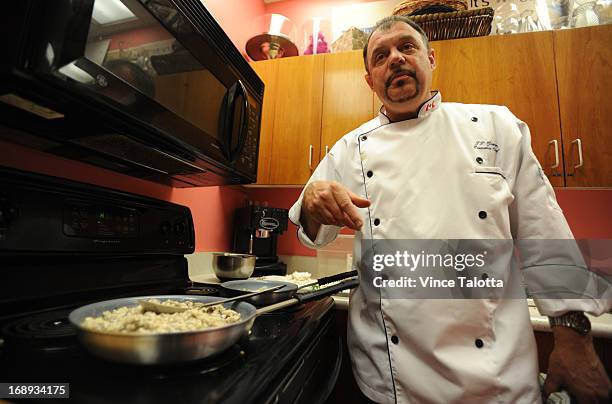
300;181;371;241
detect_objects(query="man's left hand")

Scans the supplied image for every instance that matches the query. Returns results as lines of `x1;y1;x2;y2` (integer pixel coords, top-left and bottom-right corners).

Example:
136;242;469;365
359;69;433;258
543;326;611;403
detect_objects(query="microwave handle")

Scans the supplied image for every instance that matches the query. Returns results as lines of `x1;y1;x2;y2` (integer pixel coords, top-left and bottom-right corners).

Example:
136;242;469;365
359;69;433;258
230;80;249;161
221;80;249;162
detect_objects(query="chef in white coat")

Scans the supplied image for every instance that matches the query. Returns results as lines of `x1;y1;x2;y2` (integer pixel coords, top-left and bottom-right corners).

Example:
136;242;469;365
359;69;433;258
289;15;611;404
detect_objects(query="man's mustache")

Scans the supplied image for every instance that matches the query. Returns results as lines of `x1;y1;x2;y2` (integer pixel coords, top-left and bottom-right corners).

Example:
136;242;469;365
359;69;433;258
386;69;416;88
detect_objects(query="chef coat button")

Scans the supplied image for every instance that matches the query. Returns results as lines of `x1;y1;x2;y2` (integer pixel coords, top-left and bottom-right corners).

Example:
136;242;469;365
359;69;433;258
374;218;380;226
478;211;487;219
391;335;399;344
476;157;483;164
481;272;489;280
475;339;484;348
361;135;368;141
367;170;373;178
471;117;478;122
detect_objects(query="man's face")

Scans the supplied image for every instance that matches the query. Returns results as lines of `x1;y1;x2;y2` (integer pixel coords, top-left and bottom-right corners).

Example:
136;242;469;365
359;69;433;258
364;22;436;119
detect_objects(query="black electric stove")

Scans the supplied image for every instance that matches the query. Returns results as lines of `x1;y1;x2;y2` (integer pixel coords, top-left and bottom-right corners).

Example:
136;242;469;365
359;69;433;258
0;168;341;404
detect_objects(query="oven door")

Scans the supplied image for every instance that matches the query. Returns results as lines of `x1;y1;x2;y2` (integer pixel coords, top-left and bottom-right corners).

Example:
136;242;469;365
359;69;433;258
8;0;261;182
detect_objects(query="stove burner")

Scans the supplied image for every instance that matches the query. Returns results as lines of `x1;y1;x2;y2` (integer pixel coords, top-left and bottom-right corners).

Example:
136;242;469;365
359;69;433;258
2;309;76;341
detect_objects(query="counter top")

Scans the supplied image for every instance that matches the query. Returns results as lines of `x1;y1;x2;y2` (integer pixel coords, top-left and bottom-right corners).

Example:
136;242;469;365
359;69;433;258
332;296;612;338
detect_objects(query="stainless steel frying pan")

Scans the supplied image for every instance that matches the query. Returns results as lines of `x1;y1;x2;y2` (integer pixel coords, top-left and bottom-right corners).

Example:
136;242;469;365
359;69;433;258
68;277;358;365
220;270;358;306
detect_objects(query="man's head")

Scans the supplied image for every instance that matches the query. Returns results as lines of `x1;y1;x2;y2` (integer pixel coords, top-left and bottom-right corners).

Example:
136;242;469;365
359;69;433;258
362;16;436;121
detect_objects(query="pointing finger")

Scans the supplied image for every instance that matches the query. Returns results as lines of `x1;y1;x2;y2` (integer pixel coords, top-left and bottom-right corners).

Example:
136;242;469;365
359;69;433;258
347;190;371;208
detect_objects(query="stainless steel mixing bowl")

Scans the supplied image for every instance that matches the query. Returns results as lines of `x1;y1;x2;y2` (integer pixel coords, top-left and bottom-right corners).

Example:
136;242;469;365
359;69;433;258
212;252;256;280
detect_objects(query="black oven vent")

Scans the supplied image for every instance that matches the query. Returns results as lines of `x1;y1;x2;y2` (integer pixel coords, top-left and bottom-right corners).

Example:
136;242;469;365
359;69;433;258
70;133;206;175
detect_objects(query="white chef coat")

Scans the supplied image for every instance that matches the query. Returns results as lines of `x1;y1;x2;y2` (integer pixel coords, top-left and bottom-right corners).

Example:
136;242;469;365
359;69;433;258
289;92;611;404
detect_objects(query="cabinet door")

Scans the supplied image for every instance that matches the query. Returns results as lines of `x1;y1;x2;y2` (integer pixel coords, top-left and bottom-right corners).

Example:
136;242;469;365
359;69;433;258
321;51;375;160
431;32;565;186
268;55;325;185
554;25;612;187
250;59;278;184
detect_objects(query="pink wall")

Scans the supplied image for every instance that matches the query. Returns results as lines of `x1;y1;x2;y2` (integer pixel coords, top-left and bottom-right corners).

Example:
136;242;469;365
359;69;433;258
248;187;612;257
0;140;246;252
173;186;247;251
200;0;379;58
247;188;315;257
201;0;266;58
555;189;612;239
263;0;379;52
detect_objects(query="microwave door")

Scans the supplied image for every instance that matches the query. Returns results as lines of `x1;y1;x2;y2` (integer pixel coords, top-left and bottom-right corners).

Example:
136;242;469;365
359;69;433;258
29;0;232;161
8;0;261;184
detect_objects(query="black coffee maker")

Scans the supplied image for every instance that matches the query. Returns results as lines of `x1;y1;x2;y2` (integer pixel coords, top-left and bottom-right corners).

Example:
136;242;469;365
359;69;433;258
232;205;288;276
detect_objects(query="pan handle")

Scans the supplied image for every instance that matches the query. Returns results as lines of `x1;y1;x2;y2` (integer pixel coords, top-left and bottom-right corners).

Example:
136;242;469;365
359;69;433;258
296;278;359;303
316;270;358;286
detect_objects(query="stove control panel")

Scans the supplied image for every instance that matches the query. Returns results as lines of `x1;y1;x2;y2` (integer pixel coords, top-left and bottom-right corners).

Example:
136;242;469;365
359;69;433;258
64;204;139;239
0;168;194;255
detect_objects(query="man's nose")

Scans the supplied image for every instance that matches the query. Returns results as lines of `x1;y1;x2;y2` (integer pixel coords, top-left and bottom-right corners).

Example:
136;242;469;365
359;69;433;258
388;48;406;68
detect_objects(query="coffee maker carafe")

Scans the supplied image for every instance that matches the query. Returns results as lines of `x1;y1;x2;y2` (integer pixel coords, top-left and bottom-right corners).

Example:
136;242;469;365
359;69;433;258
232;205;288;276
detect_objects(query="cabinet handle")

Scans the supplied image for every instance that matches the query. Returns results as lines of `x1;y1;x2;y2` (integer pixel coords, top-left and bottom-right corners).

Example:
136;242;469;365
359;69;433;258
548;139;559;169
325;145;329;155
572;138;584;171
308;144;313;169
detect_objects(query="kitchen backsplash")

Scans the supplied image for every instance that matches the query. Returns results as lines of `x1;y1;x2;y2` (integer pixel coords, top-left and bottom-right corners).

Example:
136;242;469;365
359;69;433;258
248;187;612;258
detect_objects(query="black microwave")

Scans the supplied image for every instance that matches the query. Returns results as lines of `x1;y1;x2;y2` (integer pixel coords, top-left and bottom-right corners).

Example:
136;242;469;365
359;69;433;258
0;0;263;187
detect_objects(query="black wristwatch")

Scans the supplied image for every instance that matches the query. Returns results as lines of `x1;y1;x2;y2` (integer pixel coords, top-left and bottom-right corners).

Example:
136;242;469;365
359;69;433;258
548;311;591;335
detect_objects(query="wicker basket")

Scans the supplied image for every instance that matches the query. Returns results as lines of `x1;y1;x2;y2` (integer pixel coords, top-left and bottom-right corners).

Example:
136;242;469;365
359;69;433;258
396;8;494;41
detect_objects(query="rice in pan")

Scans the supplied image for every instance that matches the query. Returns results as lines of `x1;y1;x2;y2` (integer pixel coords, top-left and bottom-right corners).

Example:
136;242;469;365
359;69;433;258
81;299;241;334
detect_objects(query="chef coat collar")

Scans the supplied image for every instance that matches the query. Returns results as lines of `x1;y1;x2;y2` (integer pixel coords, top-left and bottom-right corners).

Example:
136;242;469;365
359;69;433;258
378;91;441;123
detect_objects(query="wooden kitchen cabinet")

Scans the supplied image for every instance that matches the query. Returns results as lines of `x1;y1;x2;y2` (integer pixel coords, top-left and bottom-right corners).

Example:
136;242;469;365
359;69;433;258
554;25;612;187
251;55;325;185
250;59;278;184
430;31;565;186
252;26;611;187
252;52;374;185
320;51;376;160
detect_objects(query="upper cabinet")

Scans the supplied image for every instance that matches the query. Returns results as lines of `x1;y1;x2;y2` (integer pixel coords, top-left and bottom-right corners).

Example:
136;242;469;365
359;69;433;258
431;31;564;187
252;51;372;185
251;55;325;185
554;26;612;187
320;51;376;160
251;25;611;187
249;59;278;184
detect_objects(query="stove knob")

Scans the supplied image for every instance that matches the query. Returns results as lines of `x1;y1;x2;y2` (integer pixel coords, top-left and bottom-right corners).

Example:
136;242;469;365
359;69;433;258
160;221;172;235
0;204;19;227
174;222;185;235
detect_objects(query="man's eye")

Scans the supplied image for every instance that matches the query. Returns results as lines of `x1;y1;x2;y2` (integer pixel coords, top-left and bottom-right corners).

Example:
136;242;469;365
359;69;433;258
374;53;385;63
401;43;415;51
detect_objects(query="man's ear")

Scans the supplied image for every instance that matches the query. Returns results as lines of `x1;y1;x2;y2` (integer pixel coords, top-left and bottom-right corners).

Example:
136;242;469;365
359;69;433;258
364;73;374;90
429;48;436;70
